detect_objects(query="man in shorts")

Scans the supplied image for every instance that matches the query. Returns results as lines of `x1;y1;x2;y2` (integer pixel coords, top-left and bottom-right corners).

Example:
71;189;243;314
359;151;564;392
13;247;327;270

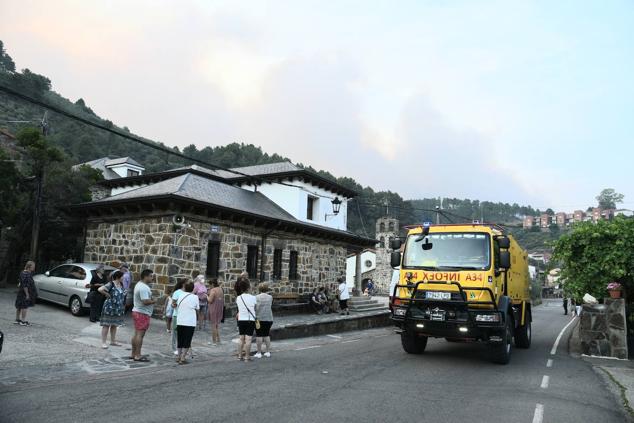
131;269;155;362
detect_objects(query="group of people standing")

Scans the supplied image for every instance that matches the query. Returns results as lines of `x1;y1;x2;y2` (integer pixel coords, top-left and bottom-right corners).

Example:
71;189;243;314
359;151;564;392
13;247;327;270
562;297;583;317
234;274;274;361
166;275;225;364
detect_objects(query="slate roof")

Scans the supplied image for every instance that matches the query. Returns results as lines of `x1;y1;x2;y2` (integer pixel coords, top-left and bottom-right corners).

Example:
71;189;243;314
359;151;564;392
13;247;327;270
94;173;297;222
105;157;144;168
99;161;358;198
216;162;300;179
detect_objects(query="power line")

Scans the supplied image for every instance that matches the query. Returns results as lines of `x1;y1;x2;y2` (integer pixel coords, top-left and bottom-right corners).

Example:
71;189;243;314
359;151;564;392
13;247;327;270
0;83;351;200
354;199;369;238
0;83;268;182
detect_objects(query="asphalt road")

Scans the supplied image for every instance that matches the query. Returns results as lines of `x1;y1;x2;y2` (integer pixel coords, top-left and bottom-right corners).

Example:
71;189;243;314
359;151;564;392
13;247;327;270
0;299;627;423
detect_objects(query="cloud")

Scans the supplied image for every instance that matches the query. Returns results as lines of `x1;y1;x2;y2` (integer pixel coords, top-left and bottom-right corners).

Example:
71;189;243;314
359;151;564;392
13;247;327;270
1;0;632;209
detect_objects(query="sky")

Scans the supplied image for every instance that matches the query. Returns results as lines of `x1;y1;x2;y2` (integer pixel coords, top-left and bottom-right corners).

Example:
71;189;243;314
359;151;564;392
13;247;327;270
1;0;633;210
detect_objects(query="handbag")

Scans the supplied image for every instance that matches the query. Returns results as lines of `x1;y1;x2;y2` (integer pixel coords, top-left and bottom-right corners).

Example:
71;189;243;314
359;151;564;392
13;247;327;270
240;296;260;330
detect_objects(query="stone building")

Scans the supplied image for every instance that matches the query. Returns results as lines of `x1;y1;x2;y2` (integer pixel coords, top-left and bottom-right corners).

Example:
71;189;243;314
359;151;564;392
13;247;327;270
72;161;376;310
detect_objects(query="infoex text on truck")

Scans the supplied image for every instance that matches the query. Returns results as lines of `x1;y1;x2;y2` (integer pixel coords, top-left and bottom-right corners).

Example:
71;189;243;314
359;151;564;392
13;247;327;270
390;223;531;364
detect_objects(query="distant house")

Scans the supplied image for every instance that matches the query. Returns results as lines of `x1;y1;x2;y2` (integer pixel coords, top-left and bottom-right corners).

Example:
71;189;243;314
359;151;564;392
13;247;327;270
73;156;145;180
72;159;375;307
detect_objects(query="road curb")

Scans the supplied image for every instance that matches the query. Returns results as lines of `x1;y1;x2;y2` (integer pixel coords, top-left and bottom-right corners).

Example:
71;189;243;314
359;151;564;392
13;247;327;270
270;311;392;340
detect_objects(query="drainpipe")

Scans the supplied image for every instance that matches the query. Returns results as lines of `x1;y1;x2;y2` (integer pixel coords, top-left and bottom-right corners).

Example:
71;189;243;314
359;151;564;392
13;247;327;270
260;223;280;282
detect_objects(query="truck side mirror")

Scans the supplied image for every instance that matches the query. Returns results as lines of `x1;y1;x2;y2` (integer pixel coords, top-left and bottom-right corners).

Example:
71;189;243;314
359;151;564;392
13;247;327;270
499;250;511;270
497;236;510;249
390;238;402;250
391;252;402;268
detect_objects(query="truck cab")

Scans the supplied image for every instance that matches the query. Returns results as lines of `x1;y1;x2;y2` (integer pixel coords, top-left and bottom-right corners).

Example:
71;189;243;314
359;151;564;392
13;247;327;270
390;223;531;364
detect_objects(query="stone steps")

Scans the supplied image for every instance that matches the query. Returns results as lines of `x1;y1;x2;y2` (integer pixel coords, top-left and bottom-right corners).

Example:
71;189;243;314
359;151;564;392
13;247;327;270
348;297;387;313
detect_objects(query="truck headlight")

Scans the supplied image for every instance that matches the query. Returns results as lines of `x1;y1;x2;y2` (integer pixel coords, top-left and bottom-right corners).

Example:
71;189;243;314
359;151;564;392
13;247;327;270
394;308;406;317
475;314;500;322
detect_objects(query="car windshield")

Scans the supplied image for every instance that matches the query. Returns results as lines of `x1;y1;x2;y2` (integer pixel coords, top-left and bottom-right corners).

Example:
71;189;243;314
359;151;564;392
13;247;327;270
402;232;491;270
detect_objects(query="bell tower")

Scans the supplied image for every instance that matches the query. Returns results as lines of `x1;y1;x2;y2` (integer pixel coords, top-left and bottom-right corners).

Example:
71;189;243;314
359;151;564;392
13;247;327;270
374;216;399;294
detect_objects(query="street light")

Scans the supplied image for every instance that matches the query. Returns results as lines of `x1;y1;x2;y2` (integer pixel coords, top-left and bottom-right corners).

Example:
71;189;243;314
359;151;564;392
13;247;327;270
325;197;343;220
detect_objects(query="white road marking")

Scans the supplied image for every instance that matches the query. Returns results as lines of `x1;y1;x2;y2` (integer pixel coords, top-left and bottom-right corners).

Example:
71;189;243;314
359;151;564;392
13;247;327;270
532;404;544;423
551;316;577;355
546;359;553;368
342;339;360;344
540;375;550;389
326;335;342;339
294;345;321;351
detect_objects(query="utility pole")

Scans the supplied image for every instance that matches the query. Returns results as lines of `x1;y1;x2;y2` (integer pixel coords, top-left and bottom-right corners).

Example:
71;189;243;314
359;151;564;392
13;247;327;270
436;197;443;224
29;169;43;261
29;112;48;262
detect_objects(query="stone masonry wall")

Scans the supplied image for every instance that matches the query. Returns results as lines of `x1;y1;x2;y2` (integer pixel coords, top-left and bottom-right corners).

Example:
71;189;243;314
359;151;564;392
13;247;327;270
579;298;628;359
83;215;348;311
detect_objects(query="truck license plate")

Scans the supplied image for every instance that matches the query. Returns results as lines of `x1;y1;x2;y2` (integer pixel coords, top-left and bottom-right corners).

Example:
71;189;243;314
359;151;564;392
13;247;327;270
426;291;451;300
430;309;446;321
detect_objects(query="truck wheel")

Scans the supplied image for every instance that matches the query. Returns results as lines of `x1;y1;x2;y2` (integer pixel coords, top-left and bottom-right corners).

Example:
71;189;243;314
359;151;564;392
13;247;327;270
490;317;512;364
401;331;428;354
515;317;531;349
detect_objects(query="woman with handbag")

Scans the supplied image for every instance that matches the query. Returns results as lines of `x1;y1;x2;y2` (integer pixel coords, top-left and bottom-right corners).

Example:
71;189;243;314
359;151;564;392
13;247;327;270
236;279;257;361
207;278;224;346
97;270;126;349
175;281;199;365
87;264;107;323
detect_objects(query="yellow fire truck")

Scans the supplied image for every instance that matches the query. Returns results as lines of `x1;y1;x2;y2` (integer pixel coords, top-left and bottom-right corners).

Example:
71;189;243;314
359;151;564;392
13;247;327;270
390;223;531;364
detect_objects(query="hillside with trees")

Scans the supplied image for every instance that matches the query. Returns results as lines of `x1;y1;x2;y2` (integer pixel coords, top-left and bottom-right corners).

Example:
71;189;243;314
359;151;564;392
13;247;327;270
1;39;551;265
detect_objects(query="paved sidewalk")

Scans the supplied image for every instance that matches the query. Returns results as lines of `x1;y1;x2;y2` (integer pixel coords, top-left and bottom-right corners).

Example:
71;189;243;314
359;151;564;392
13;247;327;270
569;318;634;420
0;288;389;387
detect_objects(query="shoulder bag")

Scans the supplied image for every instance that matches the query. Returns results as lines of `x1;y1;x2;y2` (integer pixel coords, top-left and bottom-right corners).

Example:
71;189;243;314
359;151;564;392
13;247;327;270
240;295;260;330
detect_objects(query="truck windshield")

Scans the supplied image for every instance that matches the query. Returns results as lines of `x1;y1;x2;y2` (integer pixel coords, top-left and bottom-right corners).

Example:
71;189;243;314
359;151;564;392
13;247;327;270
402;232;491;270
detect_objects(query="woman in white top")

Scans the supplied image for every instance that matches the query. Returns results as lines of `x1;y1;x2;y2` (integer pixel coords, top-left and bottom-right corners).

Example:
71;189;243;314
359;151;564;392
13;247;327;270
175;281;199;365
338;277;350;315
236;278;257;361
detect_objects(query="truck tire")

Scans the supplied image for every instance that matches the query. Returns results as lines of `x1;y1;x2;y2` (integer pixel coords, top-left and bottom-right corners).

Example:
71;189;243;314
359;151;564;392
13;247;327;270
489;316;512;364
515;314;531;349
401;332;428;354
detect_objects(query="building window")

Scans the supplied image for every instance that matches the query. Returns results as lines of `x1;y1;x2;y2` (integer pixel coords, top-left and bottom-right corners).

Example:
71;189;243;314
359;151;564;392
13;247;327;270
388;222;395;231
307;196;317;220
273;249;282;279
247;246;259;279
127;169;140;177
379;222;385;232
206;241;220;277
379;236;385;248
289;250;298;280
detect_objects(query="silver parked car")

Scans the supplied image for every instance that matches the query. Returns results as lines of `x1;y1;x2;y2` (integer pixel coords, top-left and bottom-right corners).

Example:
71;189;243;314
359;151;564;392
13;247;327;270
33;263;117;316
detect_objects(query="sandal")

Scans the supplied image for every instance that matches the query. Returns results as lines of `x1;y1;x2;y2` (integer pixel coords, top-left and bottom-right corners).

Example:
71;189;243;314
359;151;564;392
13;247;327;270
179;359;189;365
110;342;123;347
102;344;109;349
133;356;150;362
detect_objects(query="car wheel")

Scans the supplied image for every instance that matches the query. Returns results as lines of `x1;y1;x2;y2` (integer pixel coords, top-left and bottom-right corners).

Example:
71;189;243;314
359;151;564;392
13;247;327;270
69;296;84;316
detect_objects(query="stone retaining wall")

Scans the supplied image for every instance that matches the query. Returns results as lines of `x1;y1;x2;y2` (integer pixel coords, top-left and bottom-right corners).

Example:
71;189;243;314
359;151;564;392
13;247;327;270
83;214;348;310
579;298;628;359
